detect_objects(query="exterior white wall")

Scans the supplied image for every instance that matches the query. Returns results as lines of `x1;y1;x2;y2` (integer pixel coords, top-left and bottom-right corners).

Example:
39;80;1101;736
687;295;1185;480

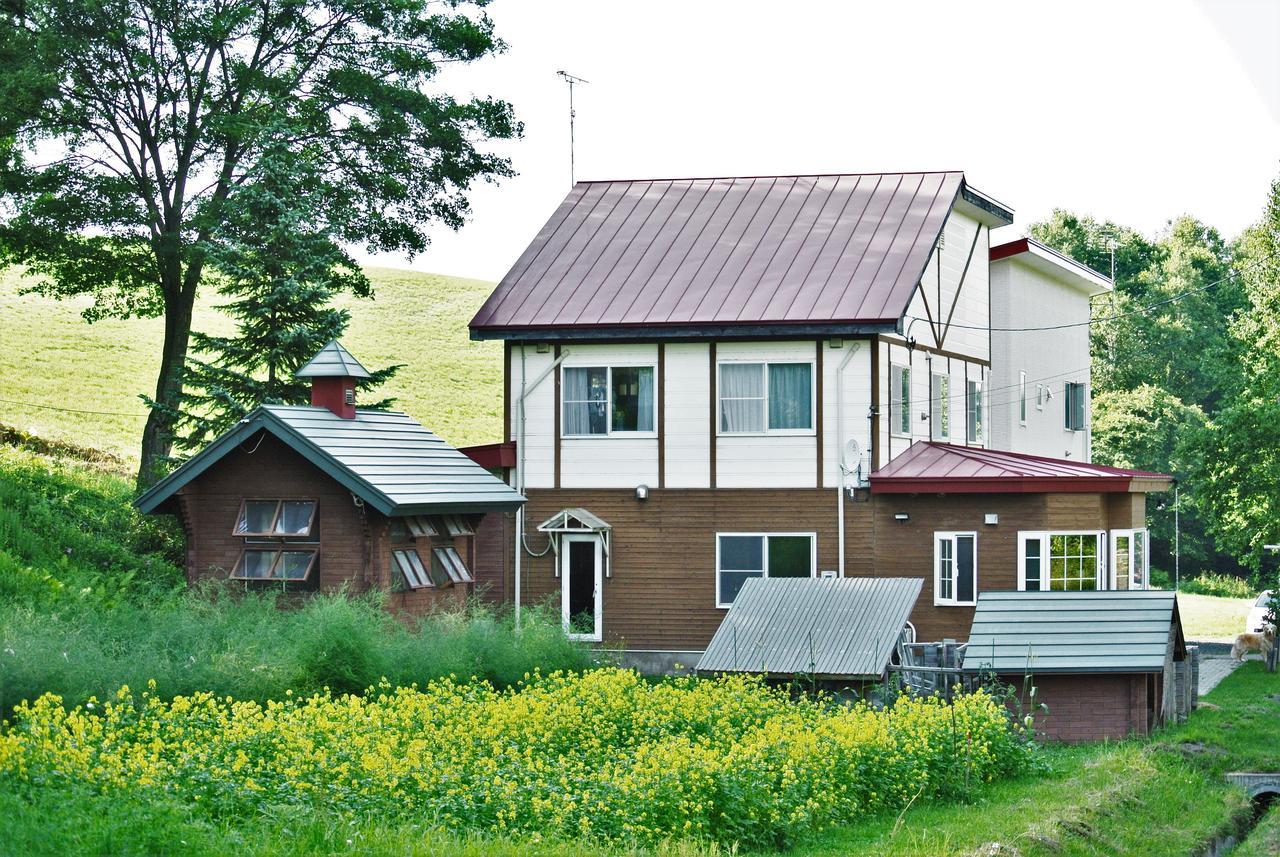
878;338;988;466
508;345;555;488
821;340;871;488
664;342;711;488
989;258;1092;460
898;211;990;362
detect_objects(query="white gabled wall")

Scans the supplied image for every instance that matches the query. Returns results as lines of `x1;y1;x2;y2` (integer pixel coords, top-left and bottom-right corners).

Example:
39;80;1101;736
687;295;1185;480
902;211;990;363
508;345;555;488
663;342;711;488
821;340;871;488
877;338;989;466
989;258;1092;460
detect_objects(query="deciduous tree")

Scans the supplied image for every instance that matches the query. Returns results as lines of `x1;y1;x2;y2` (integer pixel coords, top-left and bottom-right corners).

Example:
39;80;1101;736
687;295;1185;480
0;0;518;486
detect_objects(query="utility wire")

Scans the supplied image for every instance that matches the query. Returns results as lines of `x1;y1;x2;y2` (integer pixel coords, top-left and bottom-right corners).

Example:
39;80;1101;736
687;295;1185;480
907;263;1249;333
0;396;149;418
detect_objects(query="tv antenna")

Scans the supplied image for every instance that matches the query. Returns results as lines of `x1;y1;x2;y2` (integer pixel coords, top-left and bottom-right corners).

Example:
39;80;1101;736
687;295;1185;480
556;70;589;185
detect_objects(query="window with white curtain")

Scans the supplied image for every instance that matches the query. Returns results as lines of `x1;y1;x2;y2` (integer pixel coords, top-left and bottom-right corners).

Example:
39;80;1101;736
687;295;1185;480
890;364;910;436
718;362;812;434
562;365;655;436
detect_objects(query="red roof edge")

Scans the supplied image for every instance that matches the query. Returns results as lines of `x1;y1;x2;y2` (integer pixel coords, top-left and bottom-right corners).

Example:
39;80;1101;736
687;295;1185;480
459;441;516;470
989;238;1030;262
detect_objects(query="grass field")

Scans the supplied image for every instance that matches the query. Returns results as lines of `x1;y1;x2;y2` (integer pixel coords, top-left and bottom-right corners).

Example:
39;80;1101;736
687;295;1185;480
0;266;504;461
1175;591;1255;639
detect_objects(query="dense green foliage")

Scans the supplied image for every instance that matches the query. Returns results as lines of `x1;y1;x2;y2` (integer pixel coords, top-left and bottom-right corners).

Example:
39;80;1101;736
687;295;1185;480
167;139;400;454
1178;572;1257;600
1030;184;1280;582
0;0;518;483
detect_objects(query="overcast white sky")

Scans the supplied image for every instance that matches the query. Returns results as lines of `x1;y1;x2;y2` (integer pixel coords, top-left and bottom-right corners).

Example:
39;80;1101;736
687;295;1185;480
357;0;1280;282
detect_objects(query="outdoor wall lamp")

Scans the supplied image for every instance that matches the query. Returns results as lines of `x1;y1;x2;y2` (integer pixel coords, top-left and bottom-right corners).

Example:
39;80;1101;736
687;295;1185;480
894;512;909;522
635;484;649;501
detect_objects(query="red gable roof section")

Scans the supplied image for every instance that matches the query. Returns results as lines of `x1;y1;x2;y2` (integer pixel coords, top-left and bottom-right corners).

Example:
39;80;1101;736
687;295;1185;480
471;172;967;338
870;443;1172;494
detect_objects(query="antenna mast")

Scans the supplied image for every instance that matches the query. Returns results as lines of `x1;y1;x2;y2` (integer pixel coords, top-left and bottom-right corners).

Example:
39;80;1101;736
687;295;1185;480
556;70;589;185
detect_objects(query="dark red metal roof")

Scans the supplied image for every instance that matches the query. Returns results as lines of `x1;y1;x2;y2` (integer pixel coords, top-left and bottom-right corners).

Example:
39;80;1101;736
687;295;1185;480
870;442;1173;494
471;172;966;338
458;441;516;470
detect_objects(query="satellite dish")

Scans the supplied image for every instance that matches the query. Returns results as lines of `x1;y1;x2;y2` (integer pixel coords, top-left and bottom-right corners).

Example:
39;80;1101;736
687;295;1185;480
841;439;862;474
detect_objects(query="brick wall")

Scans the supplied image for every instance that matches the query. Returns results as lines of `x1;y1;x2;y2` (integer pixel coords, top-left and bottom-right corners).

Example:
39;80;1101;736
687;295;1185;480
1009;672;1153;742
176;430;470;618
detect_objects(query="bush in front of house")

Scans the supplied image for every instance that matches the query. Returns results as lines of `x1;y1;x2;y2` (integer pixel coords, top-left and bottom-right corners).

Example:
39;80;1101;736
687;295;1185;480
1179;572;1256;599
0;669;1034;850
0;592;592;714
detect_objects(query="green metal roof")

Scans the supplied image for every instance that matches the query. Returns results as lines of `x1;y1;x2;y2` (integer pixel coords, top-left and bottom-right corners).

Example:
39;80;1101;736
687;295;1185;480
136;405;525;516
696;577;923;679
963;590;1185;675
295;340;372;379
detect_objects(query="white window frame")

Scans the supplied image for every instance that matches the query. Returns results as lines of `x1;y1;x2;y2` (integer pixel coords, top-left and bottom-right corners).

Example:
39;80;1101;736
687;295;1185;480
890;363;911;438
931;373;951;441
967;378;984;445
1018;531;1107;591
1018;371;1028;426
716;360;816;437
714;532;817;609
1109;528;1150;591
1035;384;1046;411
934;531;977;606
560;363;658;438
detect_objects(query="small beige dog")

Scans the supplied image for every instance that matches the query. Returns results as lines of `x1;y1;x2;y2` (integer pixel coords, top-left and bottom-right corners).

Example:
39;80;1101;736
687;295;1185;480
1230;628;1275;661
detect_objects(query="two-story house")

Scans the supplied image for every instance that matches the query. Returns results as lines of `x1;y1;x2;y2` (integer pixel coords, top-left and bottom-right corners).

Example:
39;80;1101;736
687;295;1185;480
466;172;1169;660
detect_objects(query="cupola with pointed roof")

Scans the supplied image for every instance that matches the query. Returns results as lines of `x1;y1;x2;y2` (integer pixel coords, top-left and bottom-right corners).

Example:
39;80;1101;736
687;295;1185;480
296;340;371;419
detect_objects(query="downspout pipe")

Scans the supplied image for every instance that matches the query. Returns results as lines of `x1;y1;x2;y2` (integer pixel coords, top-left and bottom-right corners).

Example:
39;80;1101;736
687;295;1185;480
835;342;862;578
514;345;569;628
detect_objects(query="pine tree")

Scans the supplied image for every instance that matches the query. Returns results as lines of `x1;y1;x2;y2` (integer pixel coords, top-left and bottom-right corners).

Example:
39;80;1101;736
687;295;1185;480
164;140;399;456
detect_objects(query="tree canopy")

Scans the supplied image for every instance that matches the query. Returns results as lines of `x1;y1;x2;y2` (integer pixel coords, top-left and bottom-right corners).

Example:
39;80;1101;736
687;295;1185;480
0;0;519;486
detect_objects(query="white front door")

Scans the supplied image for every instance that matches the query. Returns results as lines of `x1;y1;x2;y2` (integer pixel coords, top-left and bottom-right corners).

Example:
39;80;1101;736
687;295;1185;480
561;535;602;642
1110;529;1149;590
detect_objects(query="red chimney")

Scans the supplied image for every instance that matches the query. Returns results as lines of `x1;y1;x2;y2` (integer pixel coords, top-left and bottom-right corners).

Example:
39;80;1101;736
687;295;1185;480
294;341;372;420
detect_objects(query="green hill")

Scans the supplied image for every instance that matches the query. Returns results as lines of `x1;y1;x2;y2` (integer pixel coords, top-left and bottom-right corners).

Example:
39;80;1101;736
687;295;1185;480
0;266;503;461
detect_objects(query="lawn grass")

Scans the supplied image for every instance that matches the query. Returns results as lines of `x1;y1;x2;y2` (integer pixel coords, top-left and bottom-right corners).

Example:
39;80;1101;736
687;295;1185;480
1175;591;1255;639
0;265;503;462
783;662;1280;856
1236;802;1280;856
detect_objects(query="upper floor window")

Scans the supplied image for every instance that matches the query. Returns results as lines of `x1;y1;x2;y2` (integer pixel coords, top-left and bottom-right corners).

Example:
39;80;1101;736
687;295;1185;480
231;548;316;581
930;374;950;440
718;362;812;434
233;499;316;537
934;531;976;606
1064;382;1086;431
967;379;983;444
715;532;815;607
1018;371;1027;425
562;365;655;436
890;364;911;437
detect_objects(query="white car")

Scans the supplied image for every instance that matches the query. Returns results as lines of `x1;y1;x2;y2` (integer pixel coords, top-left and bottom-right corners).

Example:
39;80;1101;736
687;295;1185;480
1246;590;1274;634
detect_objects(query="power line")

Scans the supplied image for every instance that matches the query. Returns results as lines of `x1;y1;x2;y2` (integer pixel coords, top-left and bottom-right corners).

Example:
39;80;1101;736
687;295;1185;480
908;263;1248;333
0;396;149;418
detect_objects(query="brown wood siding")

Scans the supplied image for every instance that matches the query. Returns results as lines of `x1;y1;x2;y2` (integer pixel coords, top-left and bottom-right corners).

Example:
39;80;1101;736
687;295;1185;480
1007;673;1151;742
1107;493;1147;530
517;488;874;650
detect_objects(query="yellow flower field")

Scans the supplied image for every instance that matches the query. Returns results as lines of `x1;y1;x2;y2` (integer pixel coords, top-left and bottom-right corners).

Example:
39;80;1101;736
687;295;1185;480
0;670;1032;849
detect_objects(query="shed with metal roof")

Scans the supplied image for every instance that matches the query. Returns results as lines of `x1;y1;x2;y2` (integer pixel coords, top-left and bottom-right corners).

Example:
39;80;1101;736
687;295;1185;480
696;577;922;680
962;590;1189;742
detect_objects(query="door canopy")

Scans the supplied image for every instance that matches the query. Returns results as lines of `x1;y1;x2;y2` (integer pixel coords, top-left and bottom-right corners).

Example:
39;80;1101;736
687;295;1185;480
537;508;612;577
